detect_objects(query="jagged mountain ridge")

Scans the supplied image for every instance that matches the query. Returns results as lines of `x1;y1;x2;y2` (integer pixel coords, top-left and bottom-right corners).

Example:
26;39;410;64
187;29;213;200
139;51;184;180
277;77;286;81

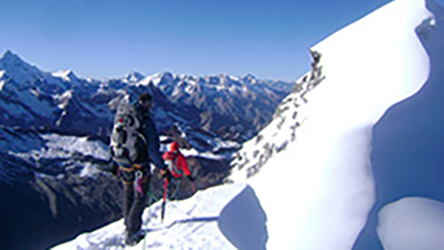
0;51;294;143
145;72;294;141
0;52;196;141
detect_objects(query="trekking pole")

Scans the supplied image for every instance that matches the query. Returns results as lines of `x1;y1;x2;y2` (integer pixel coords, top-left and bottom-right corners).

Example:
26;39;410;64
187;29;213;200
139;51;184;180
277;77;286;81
161;177;169;222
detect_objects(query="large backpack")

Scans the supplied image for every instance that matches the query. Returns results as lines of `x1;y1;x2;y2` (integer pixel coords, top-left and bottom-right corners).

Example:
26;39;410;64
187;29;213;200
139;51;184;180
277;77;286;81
110;102;147;166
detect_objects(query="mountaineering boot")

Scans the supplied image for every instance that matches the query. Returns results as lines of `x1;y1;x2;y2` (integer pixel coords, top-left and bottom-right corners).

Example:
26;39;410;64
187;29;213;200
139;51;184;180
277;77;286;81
125;230;146;246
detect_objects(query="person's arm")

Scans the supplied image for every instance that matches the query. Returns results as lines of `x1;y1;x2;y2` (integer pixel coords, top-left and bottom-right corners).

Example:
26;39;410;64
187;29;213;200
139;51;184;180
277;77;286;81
178;154;191;176
177;153;195;182
144;118;166;170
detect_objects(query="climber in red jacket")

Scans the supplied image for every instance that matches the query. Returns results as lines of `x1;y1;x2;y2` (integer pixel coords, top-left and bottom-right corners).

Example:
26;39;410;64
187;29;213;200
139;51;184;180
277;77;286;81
162;141;195;185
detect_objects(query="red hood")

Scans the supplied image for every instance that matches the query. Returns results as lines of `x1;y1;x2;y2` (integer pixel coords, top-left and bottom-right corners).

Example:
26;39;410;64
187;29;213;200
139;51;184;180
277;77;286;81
170;141;180;151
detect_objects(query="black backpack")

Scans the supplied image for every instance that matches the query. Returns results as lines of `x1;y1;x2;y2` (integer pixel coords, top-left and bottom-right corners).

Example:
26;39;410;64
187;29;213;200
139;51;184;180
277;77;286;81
110;102;147;166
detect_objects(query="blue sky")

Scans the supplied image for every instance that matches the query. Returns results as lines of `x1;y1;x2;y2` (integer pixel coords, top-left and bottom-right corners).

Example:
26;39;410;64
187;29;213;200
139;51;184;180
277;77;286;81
1;0;442;81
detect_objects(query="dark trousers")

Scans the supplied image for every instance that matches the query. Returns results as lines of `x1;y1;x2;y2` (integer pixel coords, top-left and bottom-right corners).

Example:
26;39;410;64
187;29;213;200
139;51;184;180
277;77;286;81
119;165;150;235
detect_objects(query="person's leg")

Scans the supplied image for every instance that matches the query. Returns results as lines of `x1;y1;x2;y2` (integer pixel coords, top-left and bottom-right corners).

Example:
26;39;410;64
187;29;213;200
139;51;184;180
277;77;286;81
119;167;135;228
126;168;150;235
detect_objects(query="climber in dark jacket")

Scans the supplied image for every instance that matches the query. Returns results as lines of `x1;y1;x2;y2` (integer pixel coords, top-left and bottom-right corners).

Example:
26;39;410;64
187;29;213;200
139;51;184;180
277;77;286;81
114;93;169;246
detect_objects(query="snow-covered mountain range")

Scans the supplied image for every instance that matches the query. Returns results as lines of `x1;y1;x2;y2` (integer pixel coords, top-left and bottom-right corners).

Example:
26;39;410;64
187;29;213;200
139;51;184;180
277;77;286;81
0;50;293;249
0;51;293;142
53;0;444;249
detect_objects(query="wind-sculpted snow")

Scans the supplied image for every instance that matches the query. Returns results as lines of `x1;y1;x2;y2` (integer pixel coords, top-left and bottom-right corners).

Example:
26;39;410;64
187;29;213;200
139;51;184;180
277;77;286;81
231;0;437;249
354;0;444;248
377;198;444;250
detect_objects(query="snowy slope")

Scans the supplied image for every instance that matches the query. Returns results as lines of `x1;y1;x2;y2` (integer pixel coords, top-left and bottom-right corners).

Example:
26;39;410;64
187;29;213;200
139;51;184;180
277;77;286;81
54;184;250;250
52;0;444;249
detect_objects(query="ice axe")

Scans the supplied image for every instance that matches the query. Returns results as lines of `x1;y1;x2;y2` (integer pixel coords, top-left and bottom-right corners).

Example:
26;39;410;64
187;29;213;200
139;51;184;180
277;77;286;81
161;177;169;222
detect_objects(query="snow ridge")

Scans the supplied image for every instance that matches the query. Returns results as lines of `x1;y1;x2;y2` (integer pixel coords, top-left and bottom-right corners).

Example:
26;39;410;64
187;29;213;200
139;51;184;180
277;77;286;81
229;50;325;181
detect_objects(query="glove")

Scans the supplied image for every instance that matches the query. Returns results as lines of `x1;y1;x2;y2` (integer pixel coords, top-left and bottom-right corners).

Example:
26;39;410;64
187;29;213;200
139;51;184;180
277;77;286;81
187;175;195;182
